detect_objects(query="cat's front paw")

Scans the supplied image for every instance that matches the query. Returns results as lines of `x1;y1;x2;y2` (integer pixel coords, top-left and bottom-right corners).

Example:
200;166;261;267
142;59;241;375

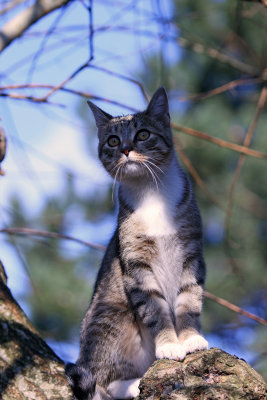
182;334;208;355
156;342;186;361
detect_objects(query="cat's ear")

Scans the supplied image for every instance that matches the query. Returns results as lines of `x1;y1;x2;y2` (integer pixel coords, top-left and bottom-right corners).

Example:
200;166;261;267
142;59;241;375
87;101;113;128
146;87;170;123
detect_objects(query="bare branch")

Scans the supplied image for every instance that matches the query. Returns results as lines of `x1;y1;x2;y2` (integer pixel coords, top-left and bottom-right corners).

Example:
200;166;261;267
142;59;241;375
242;0;267;6
0;227;106;252
225;86;267;239
180;78;262;102
0;0;72;53
171;122;267;160
0;125;7;176
177;36;260;76
0;84;138;111
174;137;225;211
204;291;267;326
0;0;25;17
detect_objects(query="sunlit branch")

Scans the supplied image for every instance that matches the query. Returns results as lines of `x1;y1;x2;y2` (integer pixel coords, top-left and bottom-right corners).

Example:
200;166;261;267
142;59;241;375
0;0;72;53
0;0;25;17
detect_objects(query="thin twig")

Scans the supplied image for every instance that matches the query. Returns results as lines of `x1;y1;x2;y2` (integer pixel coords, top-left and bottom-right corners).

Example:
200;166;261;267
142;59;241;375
88;65;149;102
39;61;91;101
0;86;138;112
180;78;262;102
177;36;259;76
171;122;267;160
174;137;226;211
204;291;267;326
27;2;70;82
225;86;267;240
0;227;106;251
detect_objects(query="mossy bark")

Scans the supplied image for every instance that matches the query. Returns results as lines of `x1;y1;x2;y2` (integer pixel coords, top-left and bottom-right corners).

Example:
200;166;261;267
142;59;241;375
0;260;266;400
0;260;73;399
138;348;267;400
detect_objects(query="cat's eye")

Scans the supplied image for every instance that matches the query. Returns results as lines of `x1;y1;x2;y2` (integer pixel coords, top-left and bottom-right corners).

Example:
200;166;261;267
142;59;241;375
136;130;150;141
108;136;120;147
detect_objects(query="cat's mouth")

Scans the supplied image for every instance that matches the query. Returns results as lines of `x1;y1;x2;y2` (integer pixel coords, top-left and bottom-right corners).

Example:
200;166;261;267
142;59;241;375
116;152;159;181
122;158;143;174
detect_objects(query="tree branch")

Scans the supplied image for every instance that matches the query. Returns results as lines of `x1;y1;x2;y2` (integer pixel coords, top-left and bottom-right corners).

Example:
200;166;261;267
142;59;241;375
171;122;267;160
0;0;72;53
225;86;267;240
242;0;267;6
204;291;267;326
0;260;72;399
0;227;106;251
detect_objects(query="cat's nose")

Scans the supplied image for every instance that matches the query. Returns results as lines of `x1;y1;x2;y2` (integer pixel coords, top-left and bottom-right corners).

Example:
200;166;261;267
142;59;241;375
121;144;132;156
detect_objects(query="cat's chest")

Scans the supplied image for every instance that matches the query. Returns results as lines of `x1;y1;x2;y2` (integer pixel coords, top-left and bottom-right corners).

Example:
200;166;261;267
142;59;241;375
133;192;177;237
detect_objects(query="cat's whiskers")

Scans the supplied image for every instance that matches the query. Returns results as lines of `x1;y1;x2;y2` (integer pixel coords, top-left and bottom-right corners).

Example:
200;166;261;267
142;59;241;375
112;164;123;203
146;158;164;175
142;161;160;192
109;161;120;175
144;160;164;187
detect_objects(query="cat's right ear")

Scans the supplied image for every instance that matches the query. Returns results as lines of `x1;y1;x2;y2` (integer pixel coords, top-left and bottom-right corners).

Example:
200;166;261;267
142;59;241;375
87;101;113;128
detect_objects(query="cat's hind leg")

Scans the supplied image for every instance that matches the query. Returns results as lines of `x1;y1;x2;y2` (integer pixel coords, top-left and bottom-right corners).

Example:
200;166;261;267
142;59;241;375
107;378;141;399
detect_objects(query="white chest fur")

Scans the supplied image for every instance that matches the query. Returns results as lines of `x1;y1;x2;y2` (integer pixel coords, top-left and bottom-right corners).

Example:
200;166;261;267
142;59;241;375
134;190;184;306
135;191;177;237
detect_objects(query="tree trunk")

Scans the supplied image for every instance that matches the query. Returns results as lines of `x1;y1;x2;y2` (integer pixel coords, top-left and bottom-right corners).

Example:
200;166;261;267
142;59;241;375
0;260;72;399
0;260;266;399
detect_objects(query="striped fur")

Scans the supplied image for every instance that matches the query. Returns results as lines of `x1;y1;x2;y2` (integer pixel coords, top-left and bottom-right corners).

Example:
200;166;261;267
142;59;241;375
66;88;208;400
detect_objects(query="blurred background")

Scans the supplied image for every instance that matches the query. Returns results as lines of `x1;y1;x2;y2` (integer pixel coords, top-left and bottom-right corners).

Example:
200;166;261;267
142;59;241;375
0;0;266;379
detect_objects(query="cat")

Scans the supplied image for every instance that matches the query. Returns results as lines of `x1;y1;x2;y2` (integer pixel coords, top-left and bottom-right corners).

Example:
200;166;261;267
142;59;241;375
66;87;208;400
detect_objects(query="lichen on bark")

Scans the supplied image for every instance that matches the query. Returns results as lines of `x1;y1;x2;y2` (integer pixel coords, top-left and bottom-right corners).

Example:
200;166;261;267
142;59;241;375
138;348;267;400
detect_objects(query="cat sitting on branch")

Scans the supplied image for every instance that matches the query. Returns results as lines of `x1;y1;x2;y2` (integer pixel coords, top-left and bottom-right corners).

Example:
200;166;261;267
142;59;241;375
66;88;208;400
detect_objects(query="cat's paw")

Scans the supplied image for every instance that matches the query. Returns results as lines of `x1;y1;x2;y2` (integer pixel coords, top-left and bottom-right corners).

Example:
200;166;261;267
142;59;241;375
182;334;208;355
156;342;186;361
107;378;141;399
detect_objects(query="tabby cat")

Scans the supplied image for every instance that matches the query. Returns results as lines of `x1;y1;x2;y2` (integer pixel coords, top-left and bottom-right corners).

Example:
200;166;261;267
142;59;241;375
66;88;208;400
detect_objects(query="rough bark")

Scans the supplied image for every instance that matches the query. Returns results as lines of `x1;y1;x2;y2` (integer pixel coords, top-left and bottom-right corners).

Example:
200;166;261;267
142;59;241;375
138;349;267;400
0;259;266;399
0;260;72;399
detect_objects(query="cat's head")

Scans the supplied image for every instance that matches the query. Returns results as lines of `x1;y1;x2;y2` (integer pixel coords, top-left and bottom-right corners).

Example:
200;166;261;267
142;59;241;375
88;87;174;183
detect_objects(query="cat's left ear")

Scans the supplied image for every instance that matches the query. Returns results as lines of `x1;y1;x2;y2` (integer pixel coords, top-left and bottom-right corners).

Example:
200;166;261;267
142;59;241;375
87;100;113;128
146;87;170;124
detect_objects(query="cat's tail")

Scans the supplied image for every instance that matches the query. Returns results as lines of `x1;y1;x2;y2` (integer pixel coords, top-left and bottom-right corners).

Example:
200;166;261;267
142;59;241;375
65;363;111;400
